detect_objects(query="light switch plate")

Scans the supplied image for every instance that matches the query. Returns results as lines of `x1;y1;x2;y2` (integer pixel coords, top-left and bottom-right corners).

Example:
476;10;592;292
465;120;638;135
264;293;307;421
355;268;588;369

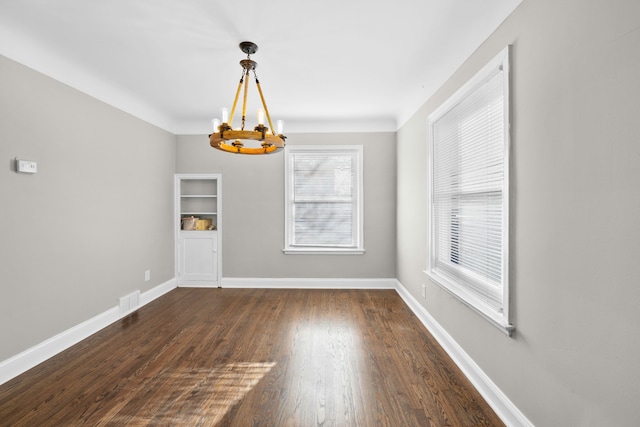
16;159;37;173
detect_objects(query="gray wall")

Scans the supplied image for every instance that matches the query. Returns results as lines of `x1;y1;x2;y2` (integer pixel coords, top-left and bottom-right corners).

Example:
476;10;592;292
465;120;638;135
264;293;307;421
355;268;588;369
397;0;640;425
0;55;176;361
176;133;397;279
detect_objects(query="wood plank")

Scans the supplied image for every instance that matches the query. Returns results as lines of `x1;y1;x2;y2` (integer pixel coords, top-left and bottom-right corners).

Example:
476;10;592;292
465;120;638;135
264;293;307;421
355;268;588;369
0;288;504;426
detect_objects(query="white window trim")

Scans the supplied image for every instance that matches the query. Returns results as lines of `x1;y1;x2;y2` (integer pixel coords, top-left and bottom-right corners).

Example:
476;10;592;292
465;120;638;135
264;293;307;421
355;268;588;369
284;145;364;255
426;46;513;335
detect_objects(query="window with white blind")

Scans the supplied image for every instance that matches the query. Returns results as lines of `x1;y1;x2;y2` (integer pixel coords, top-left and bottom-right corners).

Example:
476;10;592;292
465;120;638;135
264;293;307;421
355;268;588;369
427;46;513;334
284;145;364;254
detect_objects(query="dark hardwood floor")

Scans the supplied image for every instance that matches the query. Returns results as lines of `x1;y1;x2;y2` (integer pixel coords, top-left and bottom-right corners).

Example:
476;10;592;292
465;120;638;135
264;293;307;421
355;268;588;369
0;288;503;426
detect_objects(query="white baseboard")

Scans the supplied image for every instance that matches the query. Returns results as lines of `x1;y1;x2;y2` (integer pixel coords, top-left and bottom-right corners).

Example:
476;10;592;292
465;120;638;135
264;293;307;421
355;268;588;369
0;306;120;387
221;277;397;289
140;278;177;305
0;278;177;386
177;282;219;288
393;280;533;427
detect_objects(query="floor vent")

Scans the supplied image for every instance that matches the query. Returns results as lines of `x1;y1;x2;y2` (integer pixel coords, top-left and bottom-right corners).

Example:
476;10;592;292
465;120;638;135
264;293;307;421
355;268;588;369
119;290;141;315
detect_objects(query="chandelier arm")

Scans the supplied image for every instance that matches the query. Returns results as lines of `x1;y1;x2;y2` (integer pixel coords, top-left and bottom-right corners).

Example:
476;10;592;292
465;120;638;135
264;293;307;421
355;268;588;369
241;68;250;130
255;78;277;135
210;131;284;146
228;73;245;128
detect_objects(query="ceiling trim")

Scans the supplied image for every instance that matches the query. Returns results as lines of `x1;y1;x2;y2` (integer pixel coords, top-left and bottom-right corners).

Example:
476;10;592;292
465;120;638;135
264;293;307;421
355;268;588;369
0;27;177;133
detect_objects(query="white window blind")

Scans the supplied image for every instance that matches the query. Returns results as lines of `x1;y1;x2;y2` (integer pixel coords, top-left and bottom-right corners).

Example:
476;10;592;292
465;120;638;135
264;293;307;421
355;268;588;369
428;46;512;333
285;146;363;253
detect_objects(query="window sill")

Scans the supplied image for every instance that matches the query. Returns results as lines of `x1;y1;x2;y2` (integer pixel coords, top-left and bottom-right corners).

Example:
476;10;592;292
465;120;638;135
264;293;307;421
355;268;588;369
423;269;515;336
283;248;365;255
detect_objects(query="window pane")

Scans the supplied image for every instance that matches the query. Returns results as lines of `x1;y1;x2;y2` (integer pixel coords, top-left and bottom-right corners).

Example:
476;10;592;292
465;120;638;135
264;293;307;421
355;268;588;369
293;154;353;202
432;70;504;292
294;202;354;246
285;146;363;251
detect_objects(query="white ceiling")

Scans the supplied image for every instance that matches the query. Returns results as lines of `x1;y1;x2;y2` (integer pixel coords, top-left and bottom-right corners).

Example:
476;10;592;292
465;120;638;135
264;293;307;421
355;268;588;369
0;0;521;134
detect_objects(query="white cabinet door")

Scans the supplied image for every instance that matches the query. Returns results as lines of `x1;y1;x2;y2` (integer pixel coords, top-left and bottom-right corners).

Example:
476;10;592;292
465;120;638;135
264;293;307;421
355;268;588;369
178;231;217;286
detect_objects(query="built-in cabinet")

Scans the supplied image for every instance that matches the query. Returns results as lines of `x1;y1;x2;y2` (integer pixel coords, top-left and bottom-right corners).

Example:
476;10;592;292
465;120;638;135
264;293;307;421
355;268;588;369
175;174;221;287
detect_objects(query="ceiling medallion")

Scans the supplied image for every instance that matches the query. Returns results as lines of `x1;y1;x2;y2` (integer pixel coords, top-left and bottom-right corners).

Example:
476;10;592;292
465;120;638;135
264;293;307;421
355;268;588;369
209;42;286;155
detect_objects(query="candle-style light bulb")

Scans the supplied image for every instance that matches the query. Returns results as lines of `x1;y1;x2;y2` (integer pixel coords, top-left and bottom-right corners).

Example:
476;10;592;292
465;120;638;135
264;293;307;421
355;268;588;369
276;120;285;135
221;108;229;124
212;118;220;132
257;109;265;126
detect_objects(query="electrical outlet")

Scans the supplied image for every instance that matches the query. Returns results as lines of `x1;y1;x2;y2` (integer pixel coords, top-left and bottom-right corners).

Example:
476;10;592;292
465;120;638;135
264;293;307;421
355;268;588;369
422;283;426;298
145;270;150;281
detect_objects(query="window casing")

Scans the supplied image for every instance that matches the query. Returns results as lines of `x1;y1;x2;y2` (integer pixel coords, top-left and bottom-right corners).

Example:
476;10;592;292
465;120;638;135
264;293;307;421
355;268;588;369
427;46;513;334
284;145;364;254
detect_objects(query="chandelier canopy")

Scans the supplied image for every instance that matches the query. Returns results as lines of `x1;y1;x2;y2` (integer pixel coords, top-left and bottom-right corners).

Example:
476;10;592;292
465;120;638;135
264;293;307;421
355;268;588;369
209;42;286;155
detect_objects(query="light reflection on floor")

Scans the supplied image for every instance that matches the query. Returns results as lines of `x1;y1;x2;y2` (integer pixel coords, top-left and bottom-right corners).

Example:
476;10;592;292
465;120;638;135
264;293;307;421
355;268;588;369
107;362;277;425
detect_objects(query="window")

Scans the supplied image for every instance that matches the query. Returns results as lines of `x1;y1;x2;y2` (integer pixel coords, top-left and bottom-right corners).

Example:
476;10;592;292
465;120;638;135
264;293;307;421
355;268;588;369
427;46;513;334
284;145;364;254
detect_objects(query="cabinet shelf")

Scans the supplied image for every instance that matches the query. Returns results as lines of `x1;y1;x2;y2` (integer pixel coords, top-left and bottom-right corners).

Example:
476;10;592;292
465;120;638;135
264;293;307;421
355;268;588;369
181;212;218;216
178;178;218;231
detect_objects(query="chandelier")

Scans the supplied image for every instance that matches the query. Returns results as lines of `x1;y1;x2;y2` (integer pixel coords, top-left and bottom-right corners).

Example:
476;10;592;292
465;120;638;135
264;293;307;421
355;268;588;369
209;42;286;155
